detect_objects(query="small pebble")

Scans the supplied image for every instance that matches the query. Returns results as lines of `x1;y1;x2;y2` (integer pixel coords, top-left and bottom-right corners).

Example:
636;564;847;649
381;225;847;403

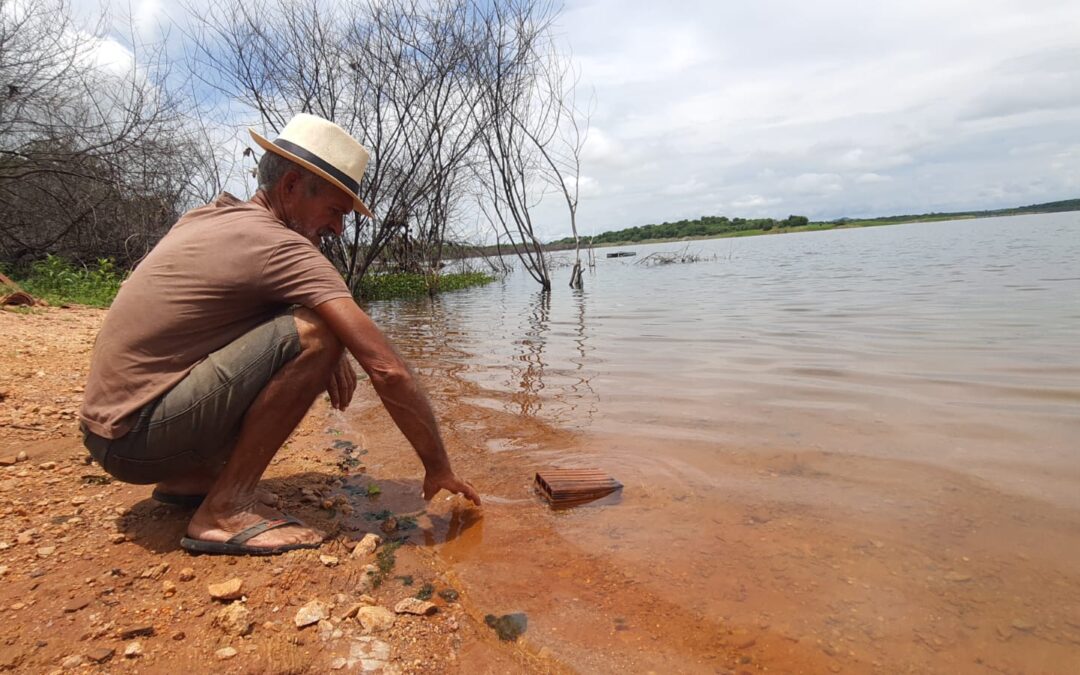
215;647;237;660
60;655;83;669
208;578;243;601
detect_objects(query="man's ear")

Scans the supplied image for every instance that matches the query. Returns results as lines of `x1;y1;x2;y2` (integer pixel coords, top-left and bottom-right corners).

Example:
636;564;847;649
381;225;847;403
280;170;303;199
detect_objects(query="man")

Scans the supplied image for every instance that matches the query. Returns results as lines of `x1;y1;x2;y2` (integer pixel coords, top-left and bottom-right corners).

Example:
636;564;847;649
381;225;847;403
79;113;481;555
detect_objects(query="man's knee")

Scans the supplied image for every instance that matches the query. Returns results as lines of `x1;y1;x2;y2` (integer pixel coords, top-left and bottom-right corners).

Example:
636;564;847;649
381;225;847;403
293;307;343;362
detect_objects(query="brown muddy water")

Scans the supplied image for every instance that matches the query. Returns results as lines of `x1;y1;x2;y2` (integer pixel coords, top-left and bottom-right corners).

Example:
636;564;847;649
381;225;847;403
349;213;1080;673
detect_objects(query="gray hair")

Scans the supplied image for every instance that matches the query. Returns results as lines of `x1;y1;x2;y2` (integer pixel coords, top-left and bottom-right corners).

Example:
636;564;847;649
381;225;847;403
256;151;299;191
256;150;338;199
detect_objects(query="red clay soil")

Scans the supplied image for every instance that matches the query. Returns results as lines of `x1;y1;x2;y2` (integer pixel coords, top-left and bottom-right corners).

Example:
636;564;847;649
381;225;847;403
0;306;549;674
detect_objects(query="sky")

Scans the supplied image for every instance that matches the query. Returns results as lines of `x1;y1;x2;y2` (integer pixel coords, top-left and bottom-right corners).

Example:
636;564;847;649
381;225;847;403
79;0;1080;241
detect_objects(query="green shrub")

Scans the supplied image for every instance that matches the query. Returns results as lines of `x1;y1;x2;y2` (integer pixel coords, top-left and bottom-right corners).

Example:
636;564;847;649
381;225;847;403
17;255;123;307
359;271;494;301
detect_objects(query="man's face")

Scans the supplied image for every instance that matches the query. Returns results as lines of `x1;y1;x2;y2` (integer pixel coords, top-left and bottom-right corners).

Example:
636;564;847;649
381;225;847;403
281;173;354;246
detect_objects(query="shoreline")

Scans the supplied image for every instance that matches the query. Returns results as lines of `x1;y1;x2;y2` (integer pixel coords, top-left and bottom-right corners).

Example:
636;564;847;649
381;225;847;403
538;207;1079;252
0;306;541;674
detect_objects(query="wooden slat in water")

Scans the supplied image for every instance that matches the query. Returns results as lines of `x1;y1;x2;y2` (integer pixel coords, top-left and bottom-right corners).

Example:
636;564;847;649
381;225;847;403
535;468;622;506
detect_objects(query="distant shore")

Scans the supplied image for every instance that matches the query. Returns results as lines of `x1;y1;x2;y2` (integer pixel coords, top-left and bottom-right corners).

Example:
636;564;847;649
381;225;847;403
546;206;1078;251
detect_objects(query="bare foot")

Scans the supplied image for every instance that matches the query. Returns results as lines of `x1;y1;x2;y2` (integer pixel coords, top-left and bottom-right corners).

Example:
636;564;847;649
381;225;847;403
186;501;324;550
156;478;280;507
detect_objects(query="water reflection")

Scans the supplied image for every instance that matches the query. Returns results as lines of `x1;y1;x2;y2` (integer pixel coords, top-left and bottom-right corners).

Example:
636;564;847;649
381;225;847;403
507;290;551;417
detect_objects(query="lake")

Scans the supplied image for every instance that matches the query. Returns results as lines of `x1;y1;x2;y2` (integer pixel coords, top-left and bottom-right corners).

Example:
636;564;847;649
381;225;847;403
349;212;1080;673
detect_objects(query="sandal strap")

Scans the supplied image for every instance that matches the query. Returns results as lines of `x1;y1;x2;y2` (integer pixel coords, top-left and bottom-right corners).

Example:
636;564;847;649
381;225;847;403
225;516;303;545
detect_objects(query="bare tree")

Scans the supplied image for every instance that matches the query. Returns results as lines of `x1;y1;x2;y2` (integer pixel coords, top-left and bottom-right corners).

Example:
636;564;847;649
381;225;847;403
0;0;201;267
518;50;590;288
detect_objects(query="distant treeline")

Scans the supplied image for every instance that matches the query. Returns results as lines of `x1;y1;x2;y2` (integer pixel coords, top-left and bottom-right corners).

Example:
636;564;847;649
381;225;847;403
549;214;810;246
835;198;1080;225
550;198;1080;246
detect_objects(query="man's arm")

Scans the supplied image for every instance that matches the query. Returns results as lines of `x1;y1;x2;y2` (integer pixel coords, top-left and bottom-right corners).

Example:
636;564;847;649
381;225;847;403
314;296;481;505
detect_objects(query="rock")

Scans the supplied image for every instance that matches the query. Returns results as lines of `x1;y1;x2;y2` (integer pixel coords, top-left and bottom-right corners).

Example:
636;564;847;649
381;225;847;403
320;555;339;567
0;565;7;577
1012;618;1036;632
38;461;57;471
162;580;176;597
294;599;330;628
330;657;347;670
438;589;459;603
171;631;185;641
108;533;126;544
16;530;35;545
351;533;381;559
208;578;243;601
215;647;237;661
16;451;28;462
118;625;154;640
140;562;169;579
337;602;364;620
178;567;195;582
945;571;972;583
85;647;114;664
70;496;88;506
123;641;143;658
214;603;253;637
394;598;437;616
357;606;396;632
60;655;84;669
62;598;91;613
0;457;15;467
317;619;335;641
485;613;528;641
37;546;56;558
380;517;398;534
345;636;391;672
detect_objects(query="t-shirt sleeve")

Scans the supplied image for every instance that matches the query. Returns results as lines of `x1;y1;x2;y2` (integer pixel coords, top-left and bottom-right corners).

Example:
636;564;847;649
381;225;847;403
258;238;353;308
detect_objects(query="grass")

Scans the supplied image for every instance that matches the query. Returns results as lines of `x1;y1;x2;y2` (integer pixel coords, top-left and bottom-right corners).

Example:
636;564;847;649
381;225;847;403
4;255;123;307
358;271;494;301
2;256;497;306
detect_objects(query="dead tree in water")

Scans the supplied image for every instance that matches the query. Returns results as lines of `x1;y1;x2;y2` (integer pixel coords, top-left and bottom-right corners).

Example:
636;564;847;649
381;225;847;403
516;50;590;289
471;0;560;291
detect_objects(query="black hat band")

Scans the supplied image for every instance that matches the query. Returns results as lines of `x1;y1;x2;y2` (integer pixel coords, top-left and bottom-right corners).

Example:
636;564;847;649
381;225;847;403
274;138;360;195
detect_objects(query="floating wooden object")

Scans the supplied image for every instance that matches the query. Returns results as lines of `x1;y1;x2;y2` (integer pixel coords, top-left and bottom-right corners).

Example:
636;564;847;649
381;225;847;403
605;251;636;258
535;468;622;506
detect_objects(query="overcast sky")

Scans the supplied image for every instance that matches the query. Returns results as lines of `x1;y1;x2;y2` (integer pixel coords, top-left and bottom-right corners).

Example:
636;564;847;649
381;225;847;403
88;0;1080;241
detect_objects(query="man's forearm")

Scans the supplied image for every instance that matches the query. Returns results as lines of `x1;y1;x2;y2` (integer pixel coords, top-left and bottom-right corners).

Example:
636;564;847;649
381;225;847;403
369;368;453;477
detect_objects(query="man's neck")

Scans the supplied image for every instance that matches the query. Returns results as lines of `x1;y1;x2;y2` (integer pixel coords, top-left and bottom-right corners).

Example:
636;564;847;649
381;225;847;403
250;190;288;224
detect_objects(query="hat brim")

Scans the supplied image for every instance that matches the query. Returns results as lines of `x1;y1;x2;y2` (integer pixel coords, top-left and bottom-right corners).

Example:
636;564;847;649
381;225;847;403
249;128;374;219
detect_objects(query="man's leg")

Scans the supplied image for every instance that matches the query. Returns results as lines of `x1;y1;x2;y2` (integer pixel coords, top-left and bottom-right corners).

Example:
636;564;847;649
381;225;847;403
184;307;342;549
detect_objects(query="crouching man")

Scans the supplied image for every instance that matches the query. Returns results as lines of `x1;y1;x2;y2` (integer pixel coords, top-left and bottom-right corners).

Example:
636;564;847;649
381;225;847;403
78;113;481;556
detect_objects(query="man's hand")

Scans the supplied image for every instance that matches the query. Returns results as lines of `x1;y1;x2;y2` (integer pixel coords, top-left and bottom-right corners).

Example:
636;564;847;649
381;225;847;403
327;355;357;411
423;470;482;506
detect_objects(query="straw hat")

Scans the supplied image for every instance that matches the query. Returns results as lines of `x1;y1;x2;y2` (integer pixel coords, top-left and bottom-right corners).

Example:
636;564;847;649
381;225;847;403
250;113;374;218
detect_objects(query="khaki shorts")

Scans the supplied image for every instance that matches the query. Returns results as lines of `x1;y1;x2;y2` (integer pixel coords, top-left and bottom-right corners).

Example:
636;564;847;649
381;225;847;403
82;310;301;484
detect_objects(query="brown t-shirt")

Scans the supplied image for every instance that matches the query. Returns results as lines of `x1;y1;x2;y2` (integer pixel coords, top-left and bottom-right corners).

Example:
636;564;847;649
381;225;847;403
80;193;353;439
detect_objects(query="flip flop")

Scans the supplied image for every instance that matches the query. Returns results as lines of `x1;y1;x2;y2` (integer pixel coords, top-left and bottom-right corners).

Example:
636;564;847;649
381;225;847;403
180;516;323;556
152;489;206;508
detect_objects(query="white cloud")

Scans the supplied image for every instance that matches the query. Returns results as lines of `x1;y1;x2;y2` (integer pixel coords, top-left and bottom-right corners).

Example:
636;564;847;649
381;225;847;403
526;0;1080;239
60;0;1080;241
